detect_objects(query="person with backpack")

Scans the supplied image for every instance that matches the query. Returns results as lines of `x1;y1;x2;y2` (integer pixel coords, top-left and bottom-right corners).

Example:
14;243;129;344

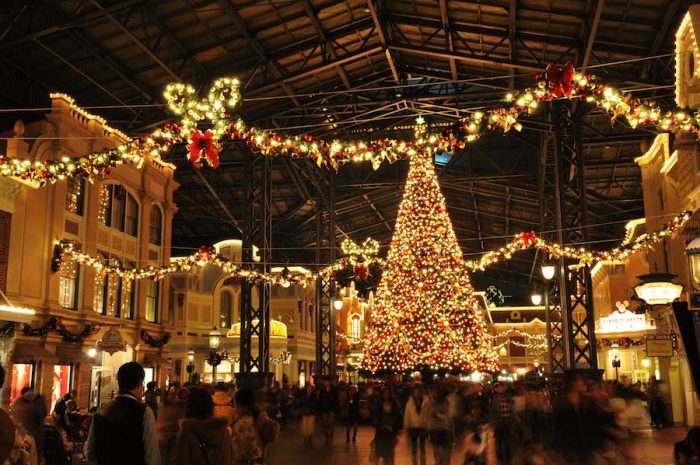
174;387;231;465
86;362;160;465
231;389;279;465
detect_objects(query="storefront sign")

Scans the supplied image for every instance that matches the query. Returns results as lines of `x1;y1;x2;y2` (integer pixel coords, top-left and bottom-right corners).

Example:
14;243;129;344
598;301;653;333
646;338;674;357
98;327;126;355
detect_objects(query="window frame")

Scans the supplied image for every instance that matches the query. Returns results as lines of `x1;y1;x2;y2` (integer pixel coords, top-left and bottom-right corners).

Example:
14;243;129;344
65;177;86;216
145;280;160;323
149;204;163;245
58;260;80;310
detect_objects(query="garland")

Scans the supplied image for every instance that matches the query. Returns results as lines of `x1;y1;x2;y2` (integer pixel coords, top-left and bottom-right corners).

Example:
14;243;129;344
0;322;15;338
465;211;691;271
140;330;171;348
597;337;647;349
4;62;700;183
23;316;100;343
53;211;687;284
54;238;385;285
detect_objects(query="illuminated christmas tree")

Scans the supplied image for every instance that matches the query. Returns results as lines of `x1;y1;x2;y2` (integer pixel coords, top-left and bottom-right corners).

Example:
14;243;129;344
362;147;498;373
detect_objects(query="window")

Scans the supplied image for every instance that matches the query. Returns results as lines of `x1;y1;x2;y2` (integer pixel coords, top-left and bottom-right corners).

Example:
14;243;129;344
149;205;162;245
58;259;80;310
351;315;361;341
98;184;139;236
220;291;233;329
125;193;139;237
145;280;160;323
65;177;85;215
93;254;108;315
105;258;122;317
121;261;135;320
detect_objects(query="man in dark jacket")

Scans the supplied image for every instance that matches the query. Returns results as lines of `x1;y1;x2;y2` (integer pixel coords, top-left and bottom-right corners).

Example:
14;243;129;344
317;376;339;445
86;362;160;465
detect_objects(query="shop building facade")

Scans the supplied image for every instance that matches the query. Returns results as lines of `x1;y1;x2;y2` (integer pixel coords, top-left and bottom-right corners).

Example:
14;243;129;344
0;95;178;411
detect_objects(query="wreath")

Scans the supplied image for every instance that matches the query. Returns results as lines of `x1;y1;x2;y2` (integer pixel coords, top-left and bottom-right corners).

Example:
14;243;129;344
141;330;171;348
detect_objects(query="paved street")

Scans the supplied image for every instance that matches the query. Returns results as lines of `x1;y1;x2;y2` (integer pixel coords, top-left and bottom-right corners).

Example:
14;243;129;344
267;424;686;465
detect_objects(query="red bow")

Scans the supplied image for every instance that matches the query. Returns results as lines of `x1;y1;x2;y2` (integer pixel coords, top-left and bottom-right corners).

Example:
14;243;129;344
354;263;369;282
188;130;220;169
545;63;575;98
521;231;537;247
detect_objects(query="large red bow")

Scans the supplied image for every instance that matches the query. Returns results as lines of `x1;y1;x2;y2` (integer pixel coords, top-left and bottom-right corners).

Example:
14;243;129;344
354;263;369;282
188;130;220;169
521;231;537;247
545;63;575;98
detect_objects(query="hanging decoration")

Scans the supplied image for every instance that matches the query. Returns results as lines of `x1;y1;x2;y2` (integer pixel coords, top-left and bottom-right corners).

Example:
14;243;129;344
465;211;692;271
23;317;100;343
0;322;15;338
339;237;382;283
141;330;171;348
488;328;549;352
485;286;505;307
6;58;700;183
596;337;647;349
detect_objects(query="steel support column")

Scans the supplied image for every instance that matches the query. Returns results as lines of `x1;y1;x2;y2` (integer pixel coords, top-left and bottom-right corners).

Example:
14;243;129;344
238;149;271;389
551;101;598;371
315;172;336;379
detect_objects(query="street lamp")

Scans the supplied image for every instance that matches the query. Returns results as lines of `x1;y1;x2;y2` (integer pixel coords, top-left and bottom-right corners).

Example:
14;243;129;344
186;349;195;383
207;327;223;383
541;264;556;281
530;293;543;306
333;298;344;311
634;273;683;306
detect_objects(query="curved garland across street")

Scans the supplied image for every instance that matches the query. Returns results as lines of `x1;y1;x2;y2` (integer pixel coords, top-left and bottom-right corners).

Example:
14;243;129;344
1;64;700;183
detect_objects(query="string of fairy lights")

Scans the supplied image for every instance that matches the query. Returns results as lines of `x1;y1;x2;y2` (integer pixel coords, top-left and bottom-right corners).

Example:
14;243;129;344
3;63;700;184
53;208;690;285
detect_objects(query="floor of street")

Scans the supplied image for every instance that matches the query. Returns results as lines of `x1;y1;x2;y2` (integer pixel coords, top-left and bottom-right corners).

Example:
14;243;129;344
266;424;687;465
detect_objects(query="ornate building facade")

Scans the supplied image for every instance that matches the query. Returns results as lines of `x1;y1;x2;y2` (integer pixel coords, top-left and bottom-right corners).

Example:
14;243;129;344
0;95;177;410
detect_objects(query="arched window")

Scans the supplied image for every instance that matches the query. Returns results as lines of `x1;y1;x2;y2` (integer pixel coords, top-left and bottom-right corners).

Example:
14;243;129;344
97;183;139;236
65;177;85;215
149;205;162;245
93;253;108;315
145;280;160;323
125;193;139;237
351;315;361;341
220;291;233;329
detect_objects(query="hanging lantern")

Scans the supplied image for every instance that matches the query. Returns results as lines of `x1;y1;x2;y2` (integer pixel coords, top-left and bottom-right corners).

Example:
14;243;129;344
634;273;683;306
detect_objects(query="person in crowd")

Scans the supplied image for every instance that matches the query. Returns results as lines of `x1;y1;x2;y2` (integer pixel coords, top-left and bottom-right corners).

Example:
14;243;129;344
371;387;401;465
490;382;515;465
346;383;360;443
52;393;71;431
317;376;339;446
1;365;37;465
144;382;160;420
42;416;70;465
86;361;160;465
212;383;235;426
231;389;279;465
298;384;317;445
647;376;666;428
11;387;47;457
403;384;428;465
173;387;231;465
158;387;189;465
337;381;349;440
674;426;700;465
426;387;454;465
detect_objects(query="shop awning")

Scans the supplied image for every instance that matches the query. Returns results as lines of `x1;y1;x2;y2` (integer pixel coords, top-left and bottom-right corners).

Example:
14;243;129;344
56;346;94;364
142;353;170;368
12;345;55;363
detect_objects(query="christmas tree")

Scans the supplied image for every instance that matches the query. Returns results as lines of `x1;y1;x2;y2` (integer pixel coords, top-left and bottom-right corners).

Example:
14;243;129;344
362;147;498;373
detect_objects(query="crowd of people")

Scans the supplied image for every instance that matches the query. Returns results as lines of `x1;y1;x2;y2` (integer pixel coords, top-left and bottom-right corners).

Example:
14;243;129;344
1;362;699;465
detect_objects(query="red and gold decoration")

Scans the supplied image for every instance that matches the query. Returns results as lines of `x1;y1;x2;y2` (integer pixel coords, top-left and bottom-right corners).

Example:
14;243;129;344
23;316;100;343
596;337;647;349
465;211;692;271
6;62;700;183
361;149;498;374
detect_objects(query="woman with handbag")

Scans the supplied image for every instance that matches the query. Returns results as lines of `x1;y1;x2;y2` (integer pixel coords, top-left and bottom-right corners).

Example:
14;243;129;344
174;388;232;465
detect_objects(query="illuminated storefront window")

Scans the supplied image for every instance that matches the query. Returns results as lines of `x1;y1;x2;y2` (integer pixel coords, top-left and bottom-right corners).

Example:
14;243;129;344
51;365;72;410
351;315;361;341
10;364;33;405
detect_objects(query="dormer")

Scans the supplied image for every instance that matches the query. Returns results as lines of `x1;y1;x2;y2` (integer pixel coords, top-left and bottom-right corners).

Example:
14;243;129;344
676;6;700;108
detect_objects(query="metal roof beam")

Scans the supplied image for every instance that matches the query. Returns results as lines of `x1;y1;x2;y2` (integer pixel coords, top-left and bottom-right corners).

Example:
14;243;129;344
366;0;400;83
302;1;352;89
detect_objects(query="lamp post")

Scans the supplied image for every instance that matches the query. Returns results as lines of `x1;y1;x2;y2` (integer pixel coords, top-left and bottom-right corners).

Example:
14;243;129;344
207;327;223;383
186;349;195;384
530;293;543;306
634;273;683;306
541;263;556;372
